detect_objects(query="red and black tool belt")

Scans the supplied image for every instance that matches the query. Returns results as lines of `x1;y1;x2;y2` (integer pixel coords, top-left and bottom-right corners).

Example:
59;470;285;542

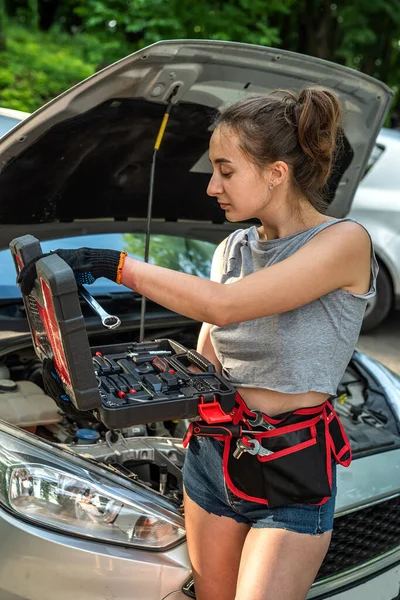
184;392;352;509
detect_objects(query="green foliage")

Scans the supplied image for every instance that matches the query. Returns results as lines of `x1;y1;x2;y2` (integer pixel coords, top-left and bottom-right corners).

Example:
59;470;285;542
0;0;400;114
0;25;101;111
76;0;284;48
334;0;400;74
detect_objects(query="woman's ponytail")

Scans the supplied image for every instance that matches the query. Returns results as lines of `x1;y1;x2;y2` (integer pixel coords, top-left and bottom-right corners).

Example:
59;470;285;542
297;88;343;187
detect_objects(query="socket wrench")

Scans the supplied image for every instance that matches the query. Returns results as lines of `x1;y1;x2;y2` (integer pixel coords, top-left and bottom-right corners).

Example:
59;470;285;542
78;284;121;329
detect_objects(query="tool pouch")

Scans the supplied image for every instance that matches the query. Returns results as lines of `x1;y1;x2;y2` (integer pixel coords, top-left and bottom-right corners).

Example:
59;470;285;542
222;394;352;509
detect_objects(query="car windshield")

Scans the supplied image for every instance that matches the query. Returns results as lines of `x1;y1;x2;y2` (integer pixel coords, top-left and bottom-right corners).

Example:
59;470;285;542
0;233;216;299
0;115;22;137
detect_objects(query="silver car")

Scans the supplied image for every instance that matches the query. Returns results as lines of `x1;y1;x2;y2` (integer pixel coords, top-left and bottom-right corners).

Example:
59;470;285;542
0;40;399;600
350;127;400;331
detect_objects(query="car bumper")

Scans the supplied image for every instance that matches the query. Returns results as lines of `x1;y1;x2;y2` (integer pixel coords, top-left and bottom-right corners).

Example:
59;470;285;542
0;507;191;600
1;496;400;600
312;561;400;599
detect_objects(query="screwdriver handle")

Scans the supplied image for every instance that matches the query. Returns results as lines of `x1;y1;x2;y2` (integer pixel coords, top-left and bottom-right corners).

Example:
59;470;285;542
191;423;243;437
182;422;253;448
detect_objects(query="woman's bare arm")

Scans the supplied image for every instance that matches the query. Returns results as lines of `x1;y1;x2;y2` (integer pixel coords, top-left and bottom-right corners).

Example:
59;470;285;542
121;221;370;326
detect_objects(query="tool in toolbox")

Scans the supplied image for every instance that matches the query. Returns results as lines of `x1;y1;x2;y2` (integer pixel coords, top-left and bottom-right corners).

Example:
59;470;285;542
9;235;236;429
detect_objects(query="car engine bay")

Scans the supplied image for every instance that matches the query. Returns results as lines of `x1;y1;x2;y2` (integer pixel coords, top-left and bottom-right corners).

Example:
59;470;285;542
0;322;399;514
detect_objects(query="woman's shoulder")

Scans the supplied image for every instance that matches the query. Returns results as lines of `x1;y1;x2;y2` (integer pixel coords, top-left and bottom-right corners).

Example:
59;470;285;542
303;218;374;295
305;217;371;247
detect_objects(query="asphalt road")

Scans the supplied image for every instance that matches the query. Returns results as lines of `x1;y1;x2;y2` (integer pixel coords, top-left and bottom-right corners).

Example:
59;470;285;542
357;310;400;375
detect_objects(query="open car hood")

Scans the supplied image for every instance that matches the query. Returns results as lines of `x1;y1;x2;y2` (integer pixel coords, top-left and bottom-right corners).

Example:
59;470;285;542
0;39;392;248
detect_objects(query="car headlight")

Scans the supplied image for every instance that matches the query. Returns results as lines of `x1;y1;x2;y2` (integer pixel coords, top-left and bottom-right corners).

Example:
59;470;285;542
0;426;185;550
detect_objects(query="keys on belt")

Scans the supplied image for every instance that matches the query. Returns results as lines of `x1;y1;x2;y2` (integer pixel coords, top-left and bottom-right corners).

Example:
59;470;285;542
183;419;276;458
233;438;274;459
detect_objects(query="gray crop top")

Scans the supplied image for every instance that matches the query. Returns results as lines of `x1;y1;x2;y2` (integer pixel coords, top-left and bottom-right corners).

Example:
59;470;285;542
210;218;379;396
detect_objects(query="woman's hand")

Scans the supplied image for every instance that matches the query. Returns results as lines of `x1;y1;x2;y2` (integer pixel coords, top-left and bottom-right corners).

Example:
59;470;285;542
17;248;127;295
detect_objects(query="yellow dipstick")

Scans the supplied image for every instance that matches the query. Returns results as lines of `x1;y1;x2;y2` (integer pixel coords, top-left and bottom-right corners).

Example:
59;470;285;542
154;112;170;150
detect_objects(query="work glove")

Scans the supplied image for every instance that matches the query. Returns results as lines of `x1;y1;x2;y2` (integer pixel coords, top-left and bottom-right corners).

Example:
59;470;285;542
17;248;127;295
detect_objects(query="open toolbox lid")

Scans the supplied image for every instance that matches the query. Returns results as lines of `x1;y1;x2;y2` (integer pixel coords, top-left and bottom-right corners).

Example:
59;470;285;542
9;234;236;428
10;234;104;411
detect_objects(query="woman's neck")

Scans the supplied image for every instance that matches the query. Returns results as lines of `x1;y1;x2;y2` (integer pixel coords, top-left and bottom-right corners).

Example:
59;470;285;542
257;198;329;241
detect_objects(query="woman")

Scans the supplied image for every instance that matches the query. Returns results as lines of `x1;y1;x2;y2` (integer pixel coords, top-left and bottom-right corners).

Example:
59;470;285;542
18;87;376;600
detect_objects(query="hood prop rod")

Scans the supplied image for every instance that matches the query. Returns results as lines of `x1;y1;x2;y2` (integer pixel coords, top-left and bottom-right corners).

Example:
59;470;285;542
139;86;179;343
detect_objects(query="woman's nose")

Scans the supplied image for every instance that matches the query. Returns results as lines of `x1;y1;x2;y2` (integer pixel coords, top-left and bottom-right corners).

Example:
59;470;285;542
207;173;223;197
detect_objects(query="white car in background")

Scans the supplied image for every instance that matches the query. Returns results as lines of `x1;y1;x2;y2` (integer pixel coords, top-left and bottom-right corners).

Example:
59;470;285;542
350;127;400;331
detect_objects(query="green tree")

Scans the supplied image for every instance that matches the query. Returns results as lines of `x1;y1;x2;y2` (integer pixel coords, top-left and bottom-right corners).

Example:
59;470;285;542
75;0;287;48
1;0;400;114
0;25;97;111
335;0;400;82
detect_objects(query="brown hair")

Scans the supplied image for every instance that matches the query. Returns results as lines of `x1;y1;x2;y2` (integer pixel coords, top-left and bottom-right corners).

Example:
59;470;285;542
214;87;343;210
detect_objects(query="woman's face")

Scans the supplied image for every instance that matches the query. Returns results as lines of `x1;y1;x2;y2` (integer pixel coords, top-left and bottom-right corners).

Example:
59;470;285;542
207;126;270;222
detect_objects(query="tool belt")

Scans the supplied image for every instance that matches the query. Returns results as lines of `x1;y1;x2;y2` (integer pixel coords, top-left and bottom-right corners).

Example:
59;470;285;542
184;392;352;509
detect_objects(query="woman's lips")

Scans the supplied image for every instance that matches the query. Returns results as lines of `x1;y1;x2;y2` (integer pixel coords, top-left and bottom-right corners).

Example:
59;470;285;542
219;203;229;209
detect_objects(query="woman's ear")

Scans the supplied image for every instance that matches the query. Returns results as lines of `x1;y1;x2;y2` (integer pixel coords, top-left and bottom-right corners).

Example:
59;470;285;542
270;161;289;187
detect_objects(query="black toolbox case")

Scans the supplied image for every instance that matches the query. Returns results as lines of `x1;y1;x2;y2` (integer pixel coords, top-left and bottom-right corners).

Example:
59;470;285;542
9;235;236;428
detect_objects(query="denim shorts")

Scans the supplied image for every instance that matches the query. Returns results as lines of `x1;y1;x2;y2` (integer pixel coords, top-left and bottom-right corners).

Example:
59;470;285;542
183;436;337;535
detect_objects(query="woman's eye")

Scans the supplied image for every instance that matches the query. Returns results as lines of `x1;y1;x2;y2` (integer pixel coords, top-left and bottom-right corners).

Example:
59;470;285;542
221;172;232;178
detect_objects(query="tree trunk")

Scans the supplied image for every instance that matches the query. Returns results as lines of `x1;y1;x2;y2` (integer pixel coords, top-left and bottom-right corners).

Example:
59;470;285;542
303;0;334;59
313;0;332;59
38;0;61;31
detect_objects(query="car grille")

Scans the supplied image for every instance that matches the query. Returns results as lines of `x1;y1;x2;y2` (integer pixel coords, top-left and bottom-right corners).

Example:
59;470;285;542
182;495;400;598
316;494;400;581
